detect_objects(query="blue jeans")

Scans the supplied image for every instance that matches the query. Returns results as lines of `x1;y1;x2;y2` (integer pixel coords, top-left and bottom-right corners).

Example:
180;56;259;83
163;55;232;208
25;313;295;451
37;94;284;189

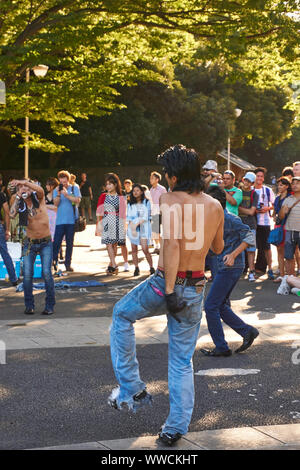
0;224;17;283
204;268;252;352
53;224;75;267
205;253;218;279
110;273;205;436
22;239;55;311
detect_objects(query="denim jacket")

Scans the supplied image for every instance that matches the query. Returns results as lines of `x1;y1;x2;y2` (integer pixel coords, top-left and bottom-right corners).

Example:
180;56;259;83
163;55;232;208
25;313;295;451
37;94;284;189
214;210;256;271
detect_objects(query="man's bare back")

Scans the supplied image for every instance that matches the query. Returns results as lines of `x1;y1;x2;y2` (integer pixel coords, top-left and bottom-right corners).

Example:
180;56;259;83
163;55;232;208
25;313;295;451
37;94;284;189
158;191;224;278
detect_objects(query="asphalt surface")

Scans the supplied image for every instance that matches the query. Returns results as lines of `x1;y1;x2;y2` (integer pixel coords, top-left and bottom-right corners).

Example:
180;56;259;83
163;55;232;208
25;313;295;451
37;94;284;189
1;226;299;450
1;340;300;450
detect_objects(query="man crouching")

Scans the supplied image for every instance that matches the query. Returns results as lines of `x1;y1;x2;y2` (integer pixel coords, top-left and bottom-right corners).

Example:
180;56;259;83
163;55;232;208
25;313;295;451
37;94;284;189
108;145;224;446
10;179;55;315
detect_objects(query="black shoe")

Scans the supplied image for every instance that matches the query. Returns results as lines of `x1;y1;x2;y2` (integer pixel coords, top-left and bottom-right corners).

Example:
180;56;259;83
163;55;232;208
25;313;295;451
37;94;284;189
132;389;153;409
235;327;259;353
158;431;182;446
133;389;148;402
42;309;54;315
65;266;74;272
134;267;140;276
200;348;232;357
53;261;58;272
12;281;18;287
24;308;34;315
108;388;152;410
150;267;155;275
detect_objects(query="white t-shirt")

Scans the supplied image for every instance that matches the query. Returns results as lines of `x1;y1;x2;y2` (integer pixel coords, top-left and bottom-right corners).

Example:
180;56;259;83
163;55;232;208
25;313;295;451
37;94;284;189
255;186;275;226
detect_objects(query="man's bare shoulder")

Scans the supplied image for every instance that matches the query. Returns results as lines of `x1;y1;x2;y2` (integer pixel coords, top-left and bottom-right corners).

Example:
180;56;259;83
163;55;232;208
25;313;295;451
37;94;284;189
160;191;173;205
202;193;223;211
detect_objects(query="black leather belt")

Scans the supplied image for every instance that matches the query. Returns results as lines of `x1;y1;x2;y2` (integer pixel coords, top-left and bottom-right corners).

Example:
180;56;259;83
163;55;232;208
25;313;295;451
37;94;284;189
155;269;206;286
26;235;51;244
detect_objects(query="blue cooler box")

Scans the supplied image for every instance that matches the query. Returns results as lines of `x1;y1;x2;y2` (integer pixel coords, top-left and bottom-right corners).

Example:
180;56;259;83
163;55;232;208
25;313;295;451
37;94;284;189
0;260;21;280
0;242;22;280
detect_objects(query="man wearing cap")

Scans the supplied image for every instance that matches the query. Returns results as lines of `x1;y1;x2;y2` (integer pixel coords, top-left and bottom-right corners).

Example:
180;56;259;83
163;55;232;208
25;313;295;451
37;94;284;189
279;176;300;275
202;160;221;188
223;170;243;216
239;172;258;282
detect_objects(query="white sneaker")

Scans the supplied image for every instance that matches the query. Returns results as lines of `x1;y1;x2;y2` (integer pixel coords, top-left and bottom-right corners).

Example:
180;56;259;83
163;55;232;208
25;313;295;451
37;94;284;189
123;262;130;272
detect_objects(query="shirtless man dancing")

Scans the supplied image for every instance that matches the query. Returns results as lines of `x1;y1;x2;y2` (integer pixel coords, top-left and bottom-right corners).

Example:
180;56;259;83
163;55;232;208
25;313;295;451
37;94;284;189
108;144;224;446
10;179;55;315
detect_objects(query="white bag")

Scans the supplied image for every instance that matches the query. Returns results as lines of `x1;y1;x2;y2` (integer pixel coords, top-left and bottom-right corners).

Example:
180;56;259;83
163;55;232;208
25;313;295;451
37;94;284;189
277;275;290;296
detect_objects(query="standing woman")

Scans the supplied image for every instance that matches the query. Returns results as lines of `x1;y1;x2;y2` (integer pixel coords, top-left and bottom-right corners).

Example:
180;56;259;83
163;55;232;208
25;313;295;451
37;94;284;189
273;176;292;282
127;183;154;276
95;173;127;275
45;177;59;241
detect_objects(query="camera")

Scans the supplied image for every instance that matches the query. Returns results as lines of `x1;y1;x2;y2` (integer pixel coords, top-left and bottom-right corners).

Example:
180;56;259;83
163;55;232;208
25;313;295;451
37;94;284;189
21;192;28;199
59;183;64;191
258;202;264;209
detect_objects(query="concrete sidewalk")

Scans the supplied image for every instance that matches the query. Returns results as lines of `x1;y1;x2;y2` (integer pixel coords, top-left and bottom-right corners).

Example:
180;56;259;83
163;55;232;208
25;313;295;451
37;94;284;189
1;312;300;350
31;423;300;450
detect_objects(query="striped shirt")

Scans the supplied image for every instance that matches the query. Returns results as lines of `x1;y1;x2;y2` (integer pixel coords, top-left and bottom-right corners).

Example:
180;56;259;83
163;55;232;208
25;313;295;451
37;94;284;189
255;186;275;226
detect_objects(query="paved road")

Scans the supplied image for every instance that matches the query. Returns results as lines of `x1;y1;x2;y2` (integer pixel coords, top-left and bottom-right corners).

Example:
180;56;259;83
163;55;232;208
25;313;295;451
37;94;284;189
1;340;300;450
0;225;299;449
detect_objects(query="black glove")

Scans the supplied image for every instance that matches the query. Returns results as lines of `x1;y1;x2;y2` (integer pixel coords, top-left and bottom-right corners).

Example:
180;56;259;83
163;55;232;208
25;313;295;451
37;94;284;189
165;292;187;323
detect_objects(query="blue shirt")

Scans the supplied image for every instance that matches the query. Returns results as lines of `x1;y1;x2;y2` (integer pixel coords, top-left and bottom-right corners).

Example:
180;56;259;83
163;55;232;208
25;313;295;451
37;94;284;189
209;210;256;271
53;185;81;225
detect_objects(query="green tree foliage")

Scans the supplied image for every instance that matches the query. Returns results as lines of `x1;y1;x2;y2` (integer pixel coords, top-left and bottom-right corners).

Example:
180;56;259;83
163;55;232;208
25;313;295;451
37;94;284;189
0;0;299;153
32;62;292;168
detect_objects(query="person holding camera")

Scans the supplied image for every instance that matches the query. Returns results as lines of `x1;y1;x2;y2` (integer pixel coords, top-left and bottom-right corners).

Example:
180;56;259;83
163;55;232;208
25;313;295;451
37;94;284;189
53;170;81;272
253;168;275;279
202;160;222;189
9;179;55;314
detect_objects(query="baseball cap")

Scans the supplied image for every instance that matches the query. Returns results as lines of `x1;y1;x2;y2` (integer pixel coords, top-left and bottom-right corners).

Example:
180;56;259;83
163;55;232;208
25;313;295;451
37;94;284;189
203;160;218;171
243;171;256;183
292;176;300;181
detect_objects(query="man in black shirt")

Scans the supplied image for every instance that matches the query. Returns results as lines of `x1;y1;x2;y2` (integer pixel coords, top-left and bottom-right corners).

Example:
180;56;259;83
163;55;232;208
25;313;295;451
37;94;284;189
238;172;258;282
0;191;18;285
79;173;93;222
123;179;133;203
